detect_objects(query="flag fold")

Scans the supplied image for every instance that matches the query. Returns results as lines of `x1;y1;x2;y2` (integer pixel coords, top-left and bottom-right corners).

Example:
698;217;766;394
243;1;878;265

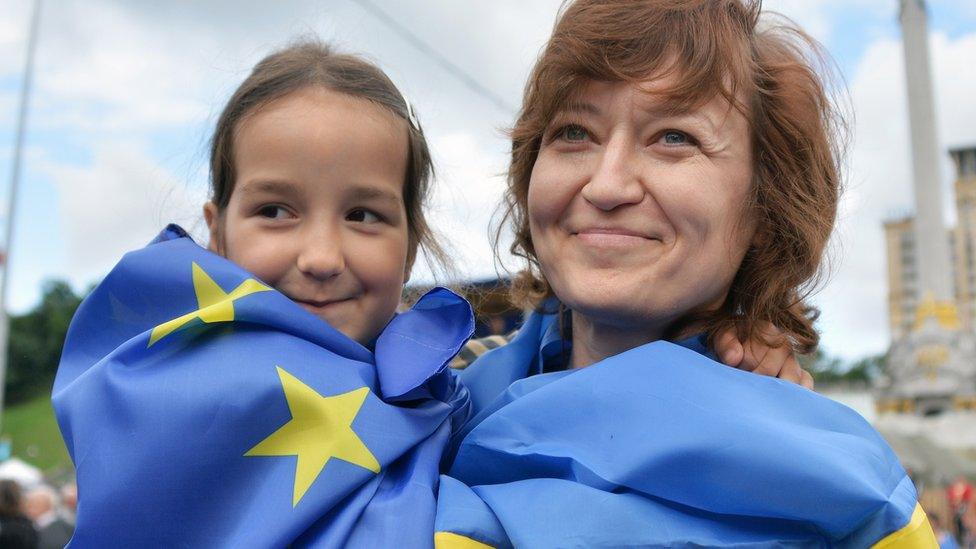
436;309;936;548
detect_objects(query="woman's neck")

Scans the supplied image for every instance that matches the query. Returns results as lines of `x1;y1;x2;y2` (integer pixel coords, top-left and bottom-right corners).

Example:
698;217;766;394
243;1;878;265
568;311;667;369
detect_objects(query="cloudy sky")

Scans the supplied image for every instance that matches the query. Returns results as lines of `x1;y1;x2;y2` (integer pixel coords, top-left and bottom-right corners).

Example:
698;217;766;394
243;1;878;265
1;0;975;362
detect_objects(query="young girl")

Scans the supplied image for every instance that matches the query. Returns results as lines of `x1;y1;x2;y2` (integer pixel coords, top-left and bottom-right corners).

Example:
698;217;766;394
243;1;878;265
54;40;806;547
201;41;444;349
53;41;474;547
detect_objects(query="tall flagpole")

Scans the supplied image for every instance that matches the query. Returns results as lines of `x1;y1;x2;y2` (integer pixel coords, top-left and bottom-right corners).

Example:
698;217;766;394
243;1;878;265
0;0;42;433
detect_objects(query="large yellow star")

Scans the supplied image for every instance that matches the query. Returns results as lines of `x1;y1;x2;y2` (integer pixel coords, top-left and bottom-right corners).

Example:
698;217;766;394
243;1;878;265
245;367;381;507
148;262;271;346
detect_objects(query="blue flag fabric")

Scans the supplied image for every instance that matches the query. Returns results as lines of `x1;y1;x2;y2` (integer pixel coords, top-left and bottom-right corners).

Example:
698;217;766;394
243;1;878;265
54;225;474;547
436;309;935;547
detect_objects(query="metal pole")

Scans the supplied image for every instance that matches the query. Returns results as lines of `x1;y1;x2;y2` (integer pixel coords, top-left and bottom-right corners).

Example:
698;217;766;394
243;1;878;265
0;0;42;433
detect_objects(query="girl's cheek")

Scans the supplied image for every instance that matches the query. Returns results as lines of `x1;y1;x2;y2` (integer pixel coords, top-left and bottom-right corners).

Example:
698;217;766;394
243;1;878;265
227;231;289;282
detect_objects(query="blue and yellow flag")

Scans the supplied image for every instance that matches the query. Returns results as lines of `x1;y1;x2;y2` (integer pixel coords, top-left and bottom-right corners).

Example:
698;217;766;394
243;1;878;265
54;225;473;547
436;310;937;548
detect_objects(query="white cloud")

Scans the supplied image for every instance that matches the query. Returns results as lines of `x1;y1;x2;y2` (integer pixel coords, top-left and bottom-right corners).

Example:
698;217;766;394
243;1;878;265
0;93;16;128
0;0;31;76
416;132;513;284
28;0;219;134
763;0;892;45
762;0;834;42
39;141;204;282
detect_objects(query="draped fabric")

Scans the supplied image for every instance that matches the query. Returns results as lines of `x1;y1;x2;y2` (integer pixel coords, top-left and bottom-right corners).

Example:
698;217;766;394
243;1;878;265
54;225;474;547
437;309;936;547
52;224;934;547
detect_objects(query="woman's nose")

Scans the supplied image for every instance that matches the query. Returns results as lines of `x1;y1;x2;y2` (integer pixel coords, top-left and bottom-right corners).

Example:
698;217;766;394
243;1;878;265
580;138;644;211
296;224;345;280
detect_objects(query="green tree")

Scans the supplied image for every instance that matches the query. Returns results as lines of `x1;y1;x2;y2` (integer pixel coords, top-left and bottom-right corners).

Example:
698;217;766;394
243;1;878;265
799;347;845;383
844;354;885;383
799;348;885;385
5;280;84;404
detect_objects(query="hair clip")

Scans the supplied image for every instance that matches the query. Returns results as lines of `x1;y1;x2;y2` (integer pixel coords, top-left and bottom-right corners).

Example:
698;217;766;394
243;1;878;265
404;98;421;133
391;75;421;132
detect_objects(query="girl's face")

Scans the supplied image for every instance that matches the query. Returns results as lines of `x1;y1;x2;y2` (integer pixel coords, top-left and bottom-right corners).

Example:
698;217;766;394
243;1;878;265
205;87;412;346
527;78;756;340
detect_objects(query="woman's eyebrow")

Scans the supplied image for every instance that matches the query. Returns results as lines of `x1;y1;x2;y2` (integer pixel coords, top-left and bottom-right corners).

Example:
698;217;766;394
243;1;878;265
638;101;723;135
556;101;602;116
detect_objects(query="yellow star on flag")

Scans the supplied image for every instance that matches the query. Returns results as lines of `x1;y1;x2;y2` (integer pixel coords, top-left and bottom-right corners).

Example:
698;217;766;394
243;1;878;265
148;262;271;346
246;367;381;507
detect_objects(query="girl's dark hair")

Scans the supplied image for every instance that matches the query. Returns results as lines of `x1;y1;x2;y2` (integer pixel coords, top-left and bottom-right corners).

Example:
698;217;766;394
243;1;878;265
500;0;847;353
209;39;446;272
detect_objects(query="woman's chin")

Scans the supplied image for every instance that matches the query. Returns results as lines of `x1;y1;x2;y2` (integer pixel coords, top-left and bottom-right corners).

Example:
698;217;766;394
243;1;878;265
558;284;676;330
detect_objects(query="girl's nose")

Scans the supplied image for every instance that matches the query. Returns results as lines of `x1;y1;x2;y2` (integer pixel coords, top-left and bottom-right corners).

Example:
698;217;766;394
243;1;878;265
580;138;644;211
296;225;345;280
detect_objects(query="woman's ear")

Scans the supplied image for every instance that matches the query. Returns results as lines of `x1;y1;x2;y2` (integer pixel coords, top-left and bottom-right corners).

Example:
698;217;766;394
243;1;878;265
749;222;769;250
203;202;222;254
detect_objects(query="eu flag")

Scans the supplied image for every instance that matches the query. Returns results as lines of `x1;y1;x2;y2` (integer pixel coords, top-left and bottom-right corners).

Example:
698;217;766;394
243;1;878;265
54;225;473;547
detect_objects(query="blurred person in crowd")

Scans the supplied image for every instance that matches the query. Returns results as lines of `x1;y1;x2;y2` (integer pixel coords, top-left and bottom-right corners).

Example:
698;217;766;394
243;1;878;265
57;483;76;525
24;485;73;549
0;479;38;549
949;475;974;543
931;513;960;549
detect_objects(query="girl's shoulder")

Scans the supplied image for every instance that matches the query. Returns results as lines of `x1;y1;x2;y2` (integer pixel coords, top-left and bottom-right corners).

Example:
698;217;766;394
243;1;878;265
449;333;515;370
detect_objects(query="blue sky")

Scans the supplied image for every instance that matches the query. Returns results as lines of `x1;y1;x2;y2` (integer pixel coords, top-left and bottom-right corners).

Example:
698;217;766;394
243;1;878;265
1;0;975;362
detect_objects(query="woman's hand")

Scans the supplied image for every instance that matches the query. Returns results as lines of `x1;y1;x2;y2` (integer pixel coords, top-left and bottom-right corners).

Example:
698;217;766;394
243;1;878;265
714;323;814;389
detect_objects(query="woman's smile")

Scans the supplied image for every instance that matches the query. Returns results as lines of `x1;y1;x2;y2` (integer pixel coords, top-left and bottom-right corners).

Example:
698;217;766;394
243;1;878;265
572;226;662;249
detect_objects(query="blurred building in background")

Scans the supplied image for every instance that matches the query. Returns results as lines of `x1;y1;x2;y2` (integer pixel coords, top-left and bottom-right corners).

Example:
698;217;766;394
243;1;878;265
873;1;976;491
877;0;976;419
885;146;976;337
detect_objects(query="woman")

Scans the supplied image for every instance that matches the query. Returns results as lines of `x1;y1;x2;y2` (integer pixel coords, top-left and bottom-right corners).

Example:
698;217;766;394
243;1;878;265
435;0;935;546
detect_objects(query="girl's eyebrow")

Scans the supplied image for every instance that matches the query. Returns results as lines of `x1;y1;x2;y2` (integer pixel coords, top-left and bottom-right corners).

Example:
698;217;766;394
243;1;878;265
348;186;402;205
238;179;303;199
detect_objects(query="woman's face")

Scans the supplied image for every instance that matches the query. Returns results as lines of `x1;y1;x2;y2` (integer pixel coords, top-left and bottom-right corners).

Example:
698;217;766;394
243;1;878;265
527;78;756;337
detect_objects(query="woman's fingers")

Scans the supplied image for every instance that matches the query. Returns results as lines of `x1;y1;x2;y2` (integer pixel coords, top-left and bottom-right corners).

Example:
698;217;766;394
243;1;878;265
799;368;815;390
752;341;789;378
773;353;803;384
716;322;812;388
714;328;744;367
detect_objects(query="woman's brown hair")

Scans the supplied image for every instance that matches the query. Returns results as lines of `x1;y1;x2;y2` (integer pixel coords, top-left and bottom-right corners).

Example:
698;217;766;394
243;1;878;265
500;0;846;353
209;39;445;273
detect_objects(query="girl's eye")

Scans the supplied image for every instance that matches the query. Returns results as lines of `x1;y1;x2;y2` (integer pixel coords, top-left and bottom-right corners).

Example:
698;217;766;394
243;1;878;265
347;208;381;224
558;124;590;142
257;205;290;219
660;130;693;146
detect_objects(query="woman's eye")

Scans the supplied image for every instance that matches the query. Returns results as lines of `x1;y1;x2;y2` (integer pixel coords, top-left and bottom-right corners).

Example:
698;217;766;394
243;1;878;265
347;208;381;223
257;205;290;219
661;130;692;146
558;124;590;142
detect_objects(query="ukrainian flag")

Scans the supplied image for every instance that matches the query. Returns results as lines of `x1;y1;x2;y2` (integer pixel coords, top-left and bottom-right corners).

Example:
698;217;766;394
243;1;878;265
435;310;937;548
